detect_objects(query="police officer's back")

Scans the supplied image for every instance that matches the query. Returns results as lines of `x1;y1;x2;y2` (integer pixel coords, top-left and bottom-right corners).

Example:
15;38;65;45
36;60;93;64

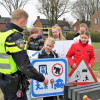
0;9;48;100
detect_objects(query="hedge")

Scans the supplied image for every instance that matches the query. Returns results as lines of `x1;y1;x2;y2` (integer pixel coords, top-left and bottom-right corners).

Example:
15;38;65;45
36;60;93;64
90;32;100;42
66;32;100;42
66;32;75;40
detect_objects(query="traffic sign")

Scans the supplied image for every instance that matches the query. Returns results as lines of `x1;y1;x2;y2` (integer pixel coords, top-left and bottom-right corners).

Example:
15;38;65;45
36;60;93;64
68;56;98;85
31;58;68;98
52;63;63;77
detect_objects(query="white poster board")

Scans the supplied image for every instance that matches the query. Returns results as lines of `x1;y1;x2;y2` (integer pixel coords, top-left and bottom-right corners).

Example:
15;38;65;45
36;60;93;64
53;40;74;57
27;50;39;59
27;40;74;59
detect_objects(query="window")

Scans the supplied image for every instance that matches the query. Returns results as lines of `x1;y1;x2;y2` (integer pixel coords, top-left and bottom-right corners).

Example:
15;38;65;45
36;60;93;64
63;26;70;37
43;25;48;31
64;26;69;31
74;26;76;30
95;18;99;24
43;25;49;36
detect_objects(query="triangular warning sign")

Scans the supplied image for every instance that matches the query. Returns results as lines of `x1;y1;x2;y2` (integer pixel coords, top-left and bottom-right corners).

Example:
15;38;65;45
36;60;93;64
68;56;98;85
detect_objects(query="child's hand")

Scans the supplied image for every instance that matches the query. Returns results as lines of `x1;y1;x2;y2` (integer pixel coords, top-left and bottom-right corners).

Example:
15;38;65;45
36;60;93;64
39;46;43;50
28;79;32;84
88;64;92;69
67;76;70;82
72;63;76;69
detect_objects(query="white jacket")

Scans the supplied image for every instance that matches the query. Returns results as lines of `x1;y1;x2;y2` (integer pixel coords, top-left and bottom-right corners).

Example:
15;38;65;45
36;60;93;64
73;35;91;45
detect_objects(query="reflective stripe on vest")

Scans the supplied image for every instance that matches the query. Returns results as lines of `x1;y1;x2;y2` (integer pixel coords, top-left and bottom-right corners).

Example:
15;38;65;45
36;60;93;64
0;64;10;69
0;53;10;69
0;53;9;59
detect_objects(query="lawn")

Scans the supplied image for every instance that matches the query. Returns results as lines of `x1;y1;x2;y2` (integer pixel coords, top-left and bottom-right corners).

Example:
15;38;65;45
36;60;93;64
92;42;100;48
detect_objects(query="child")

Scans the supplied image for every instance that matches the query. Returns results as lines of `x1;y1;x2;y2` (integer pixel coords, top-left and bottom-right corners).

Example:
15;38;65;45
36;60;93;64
73;23;91;45
27;27;44;100
66;31;95;69
38;37;58;100
49;24;65;40
50;24;64;100
74;23;89;38
27;27;44;50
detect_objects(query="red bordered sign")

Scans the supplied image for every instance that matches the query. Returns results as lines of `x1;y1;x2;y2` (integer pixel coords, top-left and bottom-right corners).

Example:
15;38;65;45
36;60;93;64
68;56;98;85
52;63;63;77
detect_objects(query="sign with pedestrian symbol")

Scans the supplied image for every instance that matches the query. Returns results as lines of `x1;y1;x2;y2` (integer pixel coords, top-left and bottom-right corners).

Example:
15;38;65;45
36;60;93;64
31;58;68;98
68;56;98;85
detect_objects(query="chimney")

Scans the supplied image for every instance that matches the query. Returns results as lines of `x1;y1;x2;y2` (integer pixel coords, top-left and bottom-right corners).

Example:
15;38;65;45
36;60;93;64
37;16;40;20
63;18;66;21
77;19;79;21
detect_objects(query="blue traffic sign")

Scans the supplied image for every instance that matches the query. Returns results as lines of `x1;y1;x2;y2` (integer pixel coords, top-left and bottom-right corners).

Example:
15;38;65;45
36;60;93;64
31;58;68;98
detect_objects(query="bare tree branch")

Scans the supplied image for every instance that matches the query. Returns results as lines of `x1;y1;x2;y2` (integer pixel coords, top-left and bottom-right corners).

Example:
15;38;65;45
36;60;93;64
71;0;100;22
37;0;72;26
0;0;30;15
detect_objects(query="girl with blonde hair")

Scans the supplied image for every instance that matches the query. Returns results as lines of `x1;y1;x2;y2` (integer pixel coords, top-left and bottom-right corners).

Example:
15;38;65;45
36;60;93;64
49;24;65;40
49;24;65;100
38;37;58;58
38;37;58;100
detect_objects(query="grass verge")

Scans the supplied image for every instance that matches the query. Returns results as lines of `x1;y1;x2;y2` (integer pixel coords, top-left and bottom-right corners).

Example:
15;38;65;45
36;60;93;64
92;42;100;48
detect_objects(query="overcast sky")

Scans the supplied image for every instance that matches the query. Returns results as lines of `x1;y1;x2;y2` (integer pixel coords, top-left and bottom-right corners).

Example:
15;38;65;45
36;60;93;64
0;0;76;27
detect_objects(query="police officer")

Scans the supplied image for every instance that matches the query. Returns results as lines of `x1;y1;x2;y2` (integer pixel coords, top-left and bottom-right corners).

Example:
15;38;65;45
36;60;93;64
0;9;48;100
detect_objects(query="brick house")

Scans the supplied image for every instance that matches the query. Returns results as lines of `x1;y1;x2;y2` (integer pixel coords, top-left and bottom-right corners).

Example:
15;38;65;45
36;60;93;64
0;16;30;41
0;16;10;31
33;16;70;38
90;10;100;32
72;21;80;33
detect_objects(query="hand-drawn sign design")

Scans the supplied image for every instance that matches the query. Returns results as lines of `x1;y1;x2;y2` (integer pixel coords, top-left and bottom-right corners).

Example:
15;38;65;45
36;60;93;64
68;56;98;85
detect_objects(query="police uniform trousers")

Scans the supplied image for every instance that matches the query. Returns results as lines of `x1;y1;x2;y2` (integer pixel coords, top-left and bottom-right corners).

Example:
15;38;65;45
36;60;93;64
0;74;27;100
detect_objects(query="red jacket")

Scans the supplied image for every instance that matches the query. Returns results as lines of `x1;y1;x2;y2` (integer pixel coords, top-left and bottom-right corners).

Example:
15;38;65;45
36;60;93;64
66;41;95;67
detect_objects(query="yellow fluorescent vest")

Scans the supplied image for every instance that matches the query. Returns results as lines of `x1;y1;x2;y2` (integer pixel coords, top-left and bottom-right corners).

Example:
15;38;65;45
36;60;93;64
0;29;26;74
